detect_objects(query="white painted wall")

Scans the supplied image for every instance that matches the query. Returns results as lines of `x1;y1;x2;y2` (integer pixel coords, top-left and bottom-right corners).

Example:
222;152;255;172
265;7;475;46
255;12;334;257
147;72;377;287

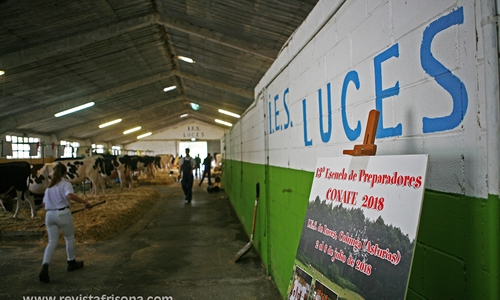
150;120;227;140
125;120;227;155
124;139;177;156
226;0;496;198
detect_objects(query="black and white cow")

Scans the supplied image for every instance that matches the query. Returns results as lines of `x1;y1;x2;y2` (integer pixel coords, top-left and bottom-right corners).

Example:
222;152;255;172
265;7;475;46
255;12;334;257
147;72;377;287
153;156;162;173
128;156;155;180
51;156;106;196
97;154;132;190
0;162;36;218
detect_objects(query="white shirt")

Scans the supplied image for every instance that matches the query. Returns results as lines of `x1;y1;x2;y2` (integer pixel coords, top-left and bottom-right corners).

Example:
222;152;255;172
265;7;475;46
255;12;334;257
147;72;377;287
178;156;196;174
43;179;73;210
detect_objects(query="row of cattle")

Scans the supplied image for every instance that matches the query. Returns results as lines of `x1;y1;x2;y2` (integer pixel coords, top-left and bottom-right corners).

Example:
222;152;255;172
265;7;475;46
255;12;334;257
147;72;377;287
0;154;174;219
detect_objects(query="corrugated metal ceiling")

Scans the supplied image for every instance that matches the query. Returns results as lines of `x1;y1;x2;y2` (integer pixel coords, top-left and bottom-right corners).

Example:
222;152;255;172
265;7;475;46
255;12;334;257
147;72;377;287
0;0;319;145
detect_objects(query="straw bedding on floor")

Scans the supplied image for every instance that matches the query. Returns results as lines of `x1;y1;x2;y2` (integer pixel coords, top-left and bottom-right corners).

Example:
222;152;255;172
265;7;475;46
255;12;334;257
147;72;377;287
1;186;164;244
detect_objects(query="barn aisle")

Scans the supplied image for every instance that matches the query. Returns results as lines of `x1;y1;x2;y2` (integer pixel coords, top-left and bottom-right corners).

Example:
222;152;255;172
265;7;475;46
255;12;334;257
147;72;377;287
0;181;281;300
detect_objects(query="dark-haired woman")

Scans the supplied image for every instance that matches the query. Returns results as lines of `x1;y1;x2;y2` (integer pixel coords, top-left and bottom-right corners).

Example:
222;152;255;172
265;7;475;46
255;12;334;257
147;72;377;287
39;163;92;283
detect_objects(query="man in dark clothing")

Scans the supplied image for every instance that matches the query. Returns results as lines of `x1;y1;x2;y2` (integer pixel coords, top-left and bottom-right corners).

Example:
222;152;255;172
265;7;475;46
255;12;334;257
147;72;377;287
199;153;212;186
194;154;201;178
178;148;196;203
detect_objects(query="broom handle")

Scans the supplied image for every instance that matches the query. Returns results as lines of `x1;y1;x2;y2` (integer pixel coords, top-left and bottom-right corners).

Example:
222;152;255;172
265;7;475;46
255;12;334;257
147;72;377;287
250;183;259;239
70;200;106;214
39;200;106;227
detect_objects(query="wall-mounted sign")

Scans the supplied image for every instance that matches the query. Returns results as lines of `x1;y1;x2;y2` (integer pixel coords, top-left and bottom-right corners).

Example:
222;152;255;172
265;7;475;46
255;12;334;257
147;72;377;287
288;154;428;300
149;121;225;140
183;125;205;138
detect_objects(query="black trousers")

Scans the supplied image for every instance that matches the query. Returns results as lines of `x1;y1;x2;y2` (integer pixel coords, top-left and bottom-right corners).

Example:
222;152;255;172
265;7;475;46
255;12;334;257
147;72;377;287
181;174;194;201
199;169;211;185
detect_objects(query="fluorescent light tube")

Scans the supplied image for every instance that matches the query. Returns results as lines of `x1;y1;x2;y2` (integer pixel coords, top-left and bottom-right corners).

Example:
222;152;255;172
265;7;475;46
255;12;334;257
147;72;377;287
215;119;232;127
55;102;95;117
0;70;5;76
178;56;195;63
137;132;152;139
163;86;177;92
123;126;141;134
218;109;240;118
99;119;122;128
180;114;188;118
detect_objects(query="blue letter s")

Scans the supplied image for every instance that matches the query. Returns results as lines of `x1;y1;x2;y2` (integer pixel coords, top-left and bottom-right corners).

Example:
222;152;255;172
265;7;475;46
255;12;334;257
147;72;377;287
421;6;468;133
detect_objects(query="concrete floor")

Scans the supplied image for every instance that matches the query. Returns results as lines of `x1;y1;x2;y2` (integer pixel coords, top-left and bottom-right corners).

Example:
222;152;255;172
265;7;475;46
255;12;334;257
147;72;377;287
0;181;282;300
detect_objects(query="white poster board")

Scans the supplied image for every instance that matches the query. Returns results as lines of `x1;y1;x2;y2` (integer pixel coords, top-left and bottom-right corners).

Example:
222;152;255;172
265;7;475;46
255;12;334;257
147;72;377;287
288;154;428;300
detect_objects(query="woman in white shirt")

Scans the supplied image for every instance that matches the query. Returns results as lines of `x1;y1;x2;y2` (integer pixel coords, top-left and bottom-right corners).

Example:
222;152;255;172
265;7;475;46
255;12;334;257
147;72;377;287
39;163;91;283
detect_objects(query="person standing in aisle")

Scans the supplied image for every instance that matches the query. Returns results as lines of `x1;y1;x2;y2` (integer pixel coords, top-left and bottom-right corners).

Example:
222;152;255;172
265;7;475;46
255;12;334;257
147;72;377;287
194;154;201;178
39;163;92;283
199;153;213;186
178;148;196;203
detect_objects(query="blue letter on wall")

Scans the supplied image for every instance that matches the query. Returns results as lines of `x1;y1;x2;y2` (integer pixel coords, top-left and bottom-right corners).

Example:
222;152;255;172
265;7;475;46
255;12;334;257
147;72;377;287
283;88;291;129
421;6;468;133
318;83;333;143
274;94;281;132
302;99;312;146
341;71;362;141
374;44;401;138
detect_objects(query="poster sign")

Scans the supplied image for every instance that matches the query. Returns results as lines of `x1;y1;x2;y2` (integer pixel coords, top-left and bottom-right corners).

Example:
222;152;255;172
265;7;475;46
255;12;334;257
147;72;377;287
287;155;428;300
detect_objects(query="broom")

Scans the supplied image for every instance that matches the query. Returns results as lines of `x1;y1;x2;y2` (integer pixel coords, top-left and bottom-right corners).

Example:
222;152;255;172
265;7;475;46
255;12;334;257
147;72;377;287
235;183;259;262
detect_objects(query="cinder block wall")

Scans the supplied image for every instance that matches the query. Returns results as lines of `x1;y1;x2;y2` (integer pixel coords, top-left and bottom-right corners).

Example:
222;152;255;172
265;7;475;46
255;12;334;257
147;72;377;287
224;0;500;299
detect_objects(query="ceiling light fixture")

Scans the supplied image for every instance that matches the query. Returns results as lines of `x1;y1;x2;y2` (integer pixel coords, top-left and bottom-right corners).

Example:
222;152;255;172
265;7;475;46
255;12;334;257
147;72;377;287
178;55;195;63
137;132;152;139
180;114;188;118
99;119;122;128
163;85;177;92
190;103;200;111
215;119;232;127
123;126;141;134
54;102;95;117
191;138;196;141
0;70;5;76
218;109;240;118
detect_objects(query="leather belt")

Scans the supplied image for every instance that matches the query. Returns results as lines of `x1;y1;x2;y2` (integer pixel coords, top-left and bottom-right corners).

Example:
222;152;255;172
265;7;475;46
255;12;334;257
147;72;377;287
47;206;69;211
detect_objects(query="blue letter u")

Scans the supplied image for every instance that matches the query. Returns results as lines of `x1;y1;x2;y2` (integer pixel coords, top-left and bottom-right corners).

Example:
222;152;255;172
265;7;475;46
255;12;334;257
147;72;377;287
318;83;332;143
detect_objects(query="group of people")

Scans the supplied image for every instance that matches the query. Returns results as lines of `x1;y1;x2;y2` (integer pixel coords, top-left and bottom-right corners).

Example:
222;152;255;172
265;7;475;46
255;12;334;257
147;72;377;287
38;148;215;283
178;148;213;203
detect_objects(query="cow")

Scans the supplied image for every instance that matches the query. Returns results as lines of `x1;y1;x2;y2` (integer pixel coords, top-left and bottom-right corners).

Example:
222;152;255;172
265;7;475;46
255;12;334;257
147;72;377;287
153;156;162;172
128;156;155;180
28;162;56;195
97;154;132;190
158;154;174;171
51;156;106;196
0;162;36;218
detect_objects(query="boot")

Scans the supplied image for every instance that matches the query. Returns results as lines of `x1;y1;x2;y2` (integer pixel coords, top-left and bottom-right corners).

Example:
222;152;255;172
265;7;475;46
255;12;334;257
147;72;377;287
67;259;84;271
39;264;50;283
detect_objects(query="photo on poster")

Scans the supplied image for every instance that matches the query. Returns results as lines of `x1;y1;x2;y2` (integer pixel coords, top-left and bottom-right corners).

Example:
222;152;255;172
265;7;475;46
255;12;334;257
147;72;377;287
287;155;428;300
287;265;313;300
312;280;338;300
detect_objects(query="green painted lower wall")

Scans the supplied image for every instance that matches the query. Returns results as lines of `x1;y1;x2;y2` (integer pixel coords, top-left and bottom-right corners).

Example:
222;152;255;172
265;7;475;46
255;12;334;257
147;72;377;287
223;159;500;299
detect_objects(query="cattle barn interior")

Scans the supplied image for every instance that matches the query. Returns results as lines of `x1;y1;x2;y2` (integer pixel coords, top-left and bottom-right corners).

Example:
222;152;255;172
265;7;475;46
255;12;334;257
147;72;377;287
0;0;319;155
0;3;319;297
